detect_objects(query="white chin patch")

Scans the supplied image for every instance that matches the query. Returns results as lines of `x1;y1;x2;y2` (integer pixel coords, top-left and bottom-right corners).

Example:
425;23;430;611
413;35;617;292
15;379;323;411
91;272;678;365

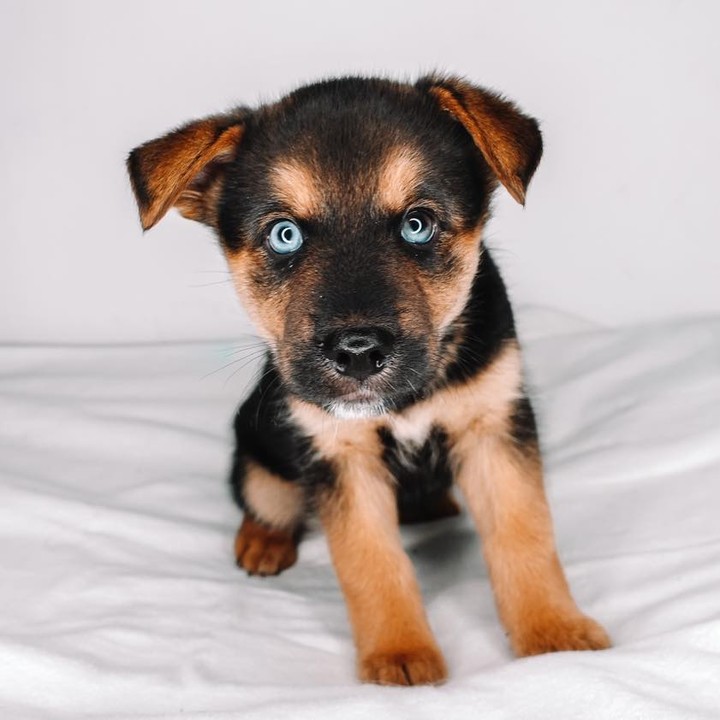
327;400;387;420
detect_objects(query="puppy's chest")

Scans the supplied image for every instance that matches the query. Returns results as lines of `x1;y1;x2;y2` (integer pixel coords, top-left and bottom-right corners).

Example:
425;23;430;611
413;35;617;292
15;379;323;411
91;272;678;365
381;418;453;501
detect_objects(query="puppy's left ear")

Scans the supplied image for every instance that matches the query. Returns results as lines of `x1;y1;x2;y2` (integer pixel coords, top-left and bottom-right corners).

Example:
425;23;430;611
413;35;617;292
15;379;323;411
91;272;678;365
418;76;542;205
127;110;248;230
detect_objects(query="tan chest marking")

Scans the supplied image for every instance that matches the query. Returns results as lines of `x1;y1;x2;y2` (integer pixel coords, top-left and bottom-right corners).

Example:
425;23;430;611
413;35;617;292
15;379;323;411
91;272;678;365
289;398;384;459
394;339;523;444
289;339;522;465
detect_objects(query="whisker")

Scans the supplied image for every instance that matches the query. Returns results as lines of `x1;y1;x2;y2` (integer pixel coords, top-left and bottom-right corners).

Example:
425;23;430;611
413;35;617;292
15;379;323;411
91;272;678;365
222;352;269;388
188;279;234;288
222;345;268;361
203;348;267;380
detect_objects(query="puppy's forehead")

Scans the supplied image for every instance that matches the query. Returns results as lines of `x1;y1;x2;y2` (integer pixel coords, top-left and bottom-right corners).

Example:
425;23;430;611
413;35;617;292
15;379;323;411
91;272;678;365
268;145;425;217
232;78;486;227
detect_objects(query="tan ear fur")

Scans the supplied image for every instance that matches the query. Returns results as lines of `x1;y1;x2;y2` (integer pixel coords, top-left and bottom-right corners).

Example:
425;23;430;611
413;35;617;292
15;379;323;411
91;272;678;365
127;114;245;230
420;76;543;205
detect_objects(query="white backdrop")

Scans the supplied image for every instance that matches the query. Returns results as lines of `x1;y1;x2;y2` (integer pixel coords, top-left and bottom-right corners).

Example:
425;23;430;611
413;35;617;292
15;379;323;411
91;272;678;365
3;5;720;717
1;0;718;343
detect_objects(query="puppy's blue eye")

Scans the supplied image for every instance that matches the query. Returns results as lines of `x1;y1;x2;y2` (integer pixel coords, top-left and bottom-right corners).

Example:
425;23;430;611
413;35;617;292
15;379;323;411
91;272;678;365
400;211;436;245
267;220;304;254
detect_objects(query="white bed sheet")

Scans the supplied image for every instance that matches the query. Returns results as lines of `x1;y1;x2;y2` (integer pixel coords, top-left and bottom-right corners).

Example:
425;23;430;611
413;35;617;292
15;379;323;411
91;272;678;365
1;313;719;719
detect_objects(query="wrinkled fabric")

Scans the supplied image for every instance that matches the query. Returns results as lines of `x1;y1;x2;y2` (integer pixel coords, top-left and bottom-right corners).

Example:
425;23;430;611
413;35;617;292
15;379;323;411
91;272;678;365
1;313;719;719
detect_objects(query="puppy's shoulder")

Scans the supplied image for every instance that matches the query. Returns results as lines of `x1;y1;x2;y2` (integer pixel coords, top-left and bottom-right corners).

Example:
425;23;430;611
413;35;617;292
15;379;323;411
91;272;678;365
442;249;517;385
234;359;313;481
397;250;530;442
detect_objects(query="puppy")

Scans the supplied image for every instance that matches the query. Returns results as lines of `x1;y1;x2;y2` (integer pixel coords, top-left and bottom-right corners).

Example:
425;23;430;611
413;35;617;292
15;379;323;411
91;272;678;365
127;75;610;686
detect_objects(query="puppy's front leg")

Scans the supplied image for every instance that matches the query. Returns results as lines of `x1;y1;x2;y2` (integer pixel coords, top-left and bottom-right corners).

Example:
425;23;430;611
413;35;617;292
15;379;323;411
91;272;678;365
232;458;304;576
319;451;447;686
453;430;611;656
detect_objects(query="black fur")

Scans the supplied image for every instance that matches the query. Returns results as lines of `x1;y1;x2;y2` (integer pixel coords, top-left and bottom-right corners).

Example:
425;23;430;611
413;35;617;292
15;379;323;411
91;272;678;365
509;395;540;451
441;251;517;387
126;76;608;683
218;78;491;250
378;425;454;519
230;361;334;511
207;76;540;519
229;245;536;512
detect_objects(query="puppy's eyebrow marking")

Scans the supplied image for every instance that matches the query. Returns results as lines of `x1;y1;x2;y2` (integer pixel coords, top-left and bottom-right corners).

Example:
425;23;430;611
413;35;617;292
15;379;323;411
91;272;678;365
378;146;426;211
270;160;321;217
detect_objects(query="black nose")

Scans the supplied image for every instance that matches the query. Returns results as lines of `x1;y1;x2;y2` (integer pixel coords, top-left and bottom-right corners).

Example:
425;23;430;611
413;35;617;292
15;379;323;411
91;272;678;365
321;327;395;380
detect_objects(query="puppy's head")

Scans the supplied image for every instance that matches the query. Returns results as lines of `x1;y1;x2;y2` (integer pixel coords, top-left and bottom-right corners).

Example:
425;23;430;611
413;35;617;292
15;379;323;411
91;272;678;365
128;76;541;418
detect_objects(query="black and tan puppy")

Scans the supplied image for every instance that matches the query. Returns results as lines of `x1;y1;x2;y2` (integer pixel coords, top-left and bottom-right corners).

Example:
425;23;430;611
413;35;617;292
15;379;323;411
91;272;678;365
127;75;610;686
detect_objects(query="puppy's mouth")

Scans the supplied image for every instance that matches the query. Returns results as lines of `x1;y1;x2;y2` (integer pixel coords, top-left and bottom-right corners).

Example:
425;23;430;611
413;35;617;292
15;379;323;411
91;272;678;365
281;332;431;417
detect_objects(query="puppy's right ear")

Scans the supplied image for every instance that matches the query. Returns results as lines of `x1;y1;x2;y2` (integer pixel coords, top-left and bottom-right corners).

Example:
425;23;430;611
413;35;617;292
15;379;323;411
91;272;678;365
127;111;247;230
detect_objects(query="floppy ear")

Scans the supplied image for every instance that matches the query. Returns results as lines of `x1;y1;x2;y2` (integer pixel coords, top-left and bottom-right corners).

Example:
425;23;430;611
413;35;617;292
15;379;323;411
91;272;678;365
418;76;542;205
126;111;247;230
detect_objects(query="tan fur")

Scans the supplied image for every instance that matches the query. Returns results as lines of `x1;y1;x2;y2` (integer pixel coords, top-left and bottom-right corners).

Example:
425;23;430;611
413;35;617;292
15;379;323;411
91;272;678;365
386;221;483;384
453;432;610;654
225;248;323;378
437;230;483;332
376;145;485;341
290;341;522;459
243;460;305;530
288;401;446;684
428;84;535;205
391;338;523;440
417;226;483;335
235;514;298;576
225;248;289;348
377;147;425;212
271;160;323;217
314;425;447;685
127;78;603;683
297;342;609;659
427;344;612;655
289;398;383;456
175;174;225;228
131;121;244;230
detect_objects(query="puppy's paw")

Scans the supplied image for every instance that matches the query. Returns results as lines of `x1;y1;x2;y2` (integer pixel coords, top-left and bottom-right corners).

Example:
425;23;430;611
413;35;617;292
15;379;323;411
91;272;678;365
359;646;448;686
512;612;611;657
234;516;298;576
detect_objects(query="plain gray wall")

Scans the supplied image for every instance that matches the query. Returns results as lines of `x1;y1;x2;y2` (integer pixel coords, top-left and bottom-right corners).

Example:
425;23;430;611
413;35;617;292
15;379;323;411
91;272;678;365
2;0;718;342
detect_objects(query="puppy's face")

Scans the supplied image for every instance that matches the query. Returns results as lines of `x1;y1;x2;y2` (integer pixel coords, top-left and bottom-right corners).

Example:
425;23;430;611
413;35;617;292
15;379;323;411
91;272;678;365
219;83;494;417
128;77;541;417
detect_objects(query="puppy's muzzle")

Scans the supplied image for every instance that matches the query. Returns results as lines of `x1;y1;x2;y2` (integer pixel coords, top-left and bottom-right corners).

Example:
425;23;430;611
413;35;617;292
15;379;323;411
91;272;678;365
320;327;395;381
